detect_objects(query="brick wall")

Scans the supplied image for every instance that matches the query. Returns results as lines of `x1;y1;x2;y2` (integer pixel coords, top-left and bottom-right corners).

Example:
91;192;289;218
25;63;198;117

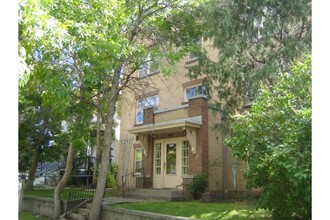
207;108;224;192
141;136;153;188
143;107;154;124
188;96;209;176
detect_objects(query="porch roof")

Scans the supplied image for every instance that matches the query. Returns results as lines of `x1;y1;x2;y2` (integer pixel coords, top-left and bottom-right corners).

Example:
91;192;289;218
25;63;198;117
128;115;202;135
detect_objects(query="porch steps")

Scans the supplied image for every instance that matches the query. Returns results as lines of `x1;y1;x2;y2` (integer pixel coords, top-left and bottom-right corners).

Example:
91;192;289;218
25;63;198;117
125;188;191;201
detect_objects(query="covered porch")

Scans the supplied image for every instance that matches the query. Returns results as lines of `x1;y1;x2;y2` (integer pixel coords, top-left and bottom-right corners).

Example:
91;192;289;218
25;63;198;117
121;96;209;195
128;109;202;187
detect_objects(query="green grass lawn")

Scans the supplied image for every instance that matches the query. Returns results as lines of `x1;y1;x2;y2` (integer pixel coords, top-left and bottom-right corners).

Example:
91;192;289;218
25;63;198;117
24;188;77;200
19;211;50;220
24;189;271;219
114;200;272;220
23;187;121;200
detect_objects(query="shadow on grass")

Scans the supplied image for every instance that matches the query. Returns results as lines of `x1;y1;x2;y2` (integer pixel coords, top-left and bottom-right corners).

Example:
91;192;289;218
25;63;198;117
191;209;271;220
115;200;272;220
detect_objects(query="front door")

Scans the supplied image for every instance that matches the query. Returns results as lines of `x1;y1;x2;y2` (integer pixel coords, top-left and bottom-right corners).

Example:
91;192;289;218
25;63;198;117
153;138;184;188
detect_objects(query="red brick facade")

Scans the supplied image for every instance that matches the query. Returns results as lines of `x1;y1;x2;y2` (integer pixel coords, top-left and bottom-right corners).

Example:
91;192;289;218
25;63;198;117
188;96;209;176
139;95;210;187
143;107;154;125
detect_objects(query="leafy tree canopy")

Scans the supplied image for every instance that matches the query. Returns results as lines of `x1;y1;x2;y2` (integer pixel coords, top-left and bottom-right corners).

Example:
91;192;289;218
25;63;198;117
187;0;311;127
19;0;207;217
225;55;311;219
18;65;94;172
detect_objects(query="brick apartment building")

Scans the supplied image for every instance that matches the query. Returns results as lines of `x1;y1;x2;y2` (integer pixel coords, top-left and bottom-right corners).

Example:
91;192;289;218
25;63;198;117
117;39;258;197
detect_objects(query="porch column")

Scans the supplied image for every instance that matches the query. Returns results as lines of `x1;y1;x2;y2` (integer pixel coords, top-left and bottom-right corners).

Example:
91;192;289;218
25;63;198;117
188;95;209;174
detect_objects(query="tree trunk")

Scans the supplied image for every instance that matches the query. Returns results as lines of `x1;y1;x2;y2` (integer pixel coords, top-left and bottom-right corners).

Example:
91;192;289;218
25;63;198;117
54;143;74;220
92;110;102;184
88;122;112;220
88;64;122;220
25;144;41;191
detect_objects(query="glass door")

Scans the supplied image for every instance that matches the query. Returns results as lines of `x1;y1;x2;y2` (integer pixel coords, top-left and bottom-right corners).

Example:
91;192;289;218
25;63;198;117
153;139;184;188
163;141;179;188
153;143;163;188
166;143;176;175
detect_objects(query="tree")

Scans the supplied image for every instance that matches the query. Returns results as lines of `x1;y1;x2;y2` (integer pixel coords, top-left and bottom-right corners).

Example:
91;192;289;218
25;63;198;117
19;0;75;191
92;108;102;184
19;0;58;190
20;0;204;219
54;143;74;219
53;102;94;220
19;73;65;190
19;0;95;203
187;0;311;128
225;55;311;219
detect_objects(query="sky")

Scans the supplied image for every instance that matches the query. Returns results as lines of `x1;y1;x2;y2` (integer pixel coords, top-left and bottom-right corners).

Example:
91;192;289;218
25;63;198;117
0;0;329;219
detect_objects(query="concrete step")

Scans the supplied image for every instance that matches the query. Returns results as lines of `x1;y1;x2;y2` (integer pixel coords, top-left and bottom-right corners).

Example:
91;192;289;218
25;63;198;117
68;212;86;220
76;207;89;217
62;202;92;220
83;202;92;209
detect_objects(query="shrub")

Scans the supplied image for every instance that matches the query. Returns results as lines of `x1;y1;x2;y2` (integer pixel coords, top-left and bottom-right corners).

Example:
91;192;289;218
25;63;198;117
225;56;311;219
106;165;117;188
186;174;208;199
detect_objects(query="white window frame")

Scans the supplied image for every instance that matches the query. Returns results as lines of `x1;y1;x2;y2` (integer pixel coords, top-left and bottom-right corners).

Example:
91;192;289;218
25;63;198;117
184;84;208;101
138;58;159;77
182;141;189;175
134;147;143;175
136;95;159;124
154;143;162;175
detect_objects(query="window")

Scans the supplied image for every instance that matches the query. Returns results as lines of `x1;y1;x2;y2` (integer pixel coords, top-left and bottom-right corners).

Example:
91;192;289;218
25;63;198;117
166;143;176;175
184;84;208;101
154;143;162;175
182;141;189;175
188;38;203;61
138;59;159;77
136;95;158;124
134;148;143;174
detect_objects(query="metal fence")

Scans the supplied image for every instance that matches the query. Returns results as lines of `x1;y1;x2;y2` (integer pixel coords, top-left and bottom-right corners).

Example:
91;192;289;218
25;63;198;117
121;168;145;197
65;183;97;217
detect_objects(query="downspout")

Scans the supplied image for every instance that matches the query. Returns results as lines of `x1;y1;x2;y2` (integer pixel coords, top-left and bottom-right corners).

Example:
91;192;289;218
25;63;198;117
221;109;227;196
232;159;237;191
222;138;226;195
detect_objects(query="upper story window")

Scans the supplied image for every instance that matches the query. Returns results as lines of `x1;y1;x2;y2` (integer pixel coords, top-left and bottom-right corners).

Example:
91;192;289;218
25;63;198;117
138;59;159;77
184;84;208;101
136;95;159;124
187;38;203;61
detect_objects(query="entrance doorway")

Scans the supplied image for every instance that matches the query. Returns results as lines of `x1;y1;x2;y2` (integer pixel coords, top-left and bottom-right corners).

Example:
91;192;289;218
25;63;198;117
153;138;185;188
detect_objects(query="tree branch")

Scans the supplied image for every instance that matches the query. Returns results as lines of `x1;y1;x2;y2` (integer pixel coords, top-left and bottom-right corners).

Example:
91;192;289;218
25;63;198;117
297;19;305;40
249;53;266;64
